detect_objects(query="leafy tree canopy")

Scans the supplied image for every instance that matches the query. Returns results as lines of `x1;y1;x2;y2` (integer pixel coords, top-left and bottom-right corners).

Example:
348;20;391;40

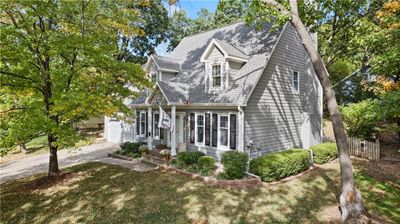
0;1;150;158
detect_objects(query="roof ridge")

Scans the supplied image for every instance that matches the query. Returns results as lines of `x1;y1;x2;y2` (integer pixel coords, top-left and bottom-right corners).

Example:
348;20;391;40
153;54;181;62
182;20;245;39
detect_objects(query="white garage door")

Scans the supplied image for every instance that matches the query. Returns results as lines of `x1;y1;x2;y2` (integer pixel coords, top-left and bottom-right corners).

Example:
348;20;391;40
107;120;122;143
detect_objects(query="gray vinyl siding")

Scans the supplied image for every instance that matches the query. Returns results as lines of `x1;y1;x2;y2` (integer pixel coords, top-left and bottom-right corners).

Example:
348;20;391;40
244;23;322;156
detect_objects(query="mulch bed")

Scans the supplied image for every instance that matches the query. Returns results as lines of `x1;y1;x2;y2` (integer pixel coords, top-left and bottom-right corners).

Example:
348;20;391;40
24;173;76;191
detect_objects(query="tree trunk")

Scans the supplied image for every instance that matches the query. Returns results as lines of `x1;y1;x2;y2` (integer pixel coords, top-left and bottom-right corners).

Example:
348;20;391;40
48;134;60;177
287;1;370;223
18;142;27;153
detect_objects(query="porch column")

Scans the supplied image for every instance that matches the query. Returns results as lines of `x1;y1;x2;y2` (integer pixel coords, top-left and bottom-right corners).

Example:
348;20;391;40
171;105;177;156
148;107;153;149
238;106;245;152
133;109;137;142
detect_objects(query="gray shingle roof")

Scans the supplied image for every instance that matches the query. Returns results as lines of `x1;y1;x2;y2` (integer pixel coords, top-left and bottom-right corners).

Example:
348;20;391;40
214;39;249;60
152;55;180;72
133;21;285;106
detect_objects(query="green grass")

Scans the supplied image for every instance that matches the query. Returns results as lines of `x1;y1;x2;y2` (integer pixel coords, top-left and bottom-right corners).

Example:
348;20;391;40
0;160;398;223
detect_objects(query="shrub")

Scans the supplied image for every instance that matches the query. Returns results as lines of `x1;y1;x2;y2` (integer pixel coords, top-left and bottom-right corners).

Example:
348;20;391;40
176;151;205;166
221;151;248;180
340;100;377;139
198;156;216;176
249;149;311;182
310;143;338;164
119;142;142;154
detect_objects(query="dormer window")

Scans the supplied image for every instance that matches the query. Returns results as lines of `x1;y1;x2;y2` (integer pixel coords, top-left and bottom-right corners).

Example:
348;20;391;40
151;73;157;82
212;64;222;87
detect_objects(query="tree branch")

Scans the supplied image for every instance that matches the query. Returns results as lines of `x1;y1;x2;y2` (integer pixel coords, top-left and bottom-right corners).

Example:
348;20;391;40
0;71;38;83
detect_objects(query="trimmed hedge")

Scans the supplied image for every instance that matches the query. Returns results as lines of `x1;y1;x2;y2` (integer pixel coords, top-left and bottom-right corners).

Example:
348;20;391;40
310;143;338;164
221;151;248;180
198;156;216;176
249;149;311;182
176;151;205;166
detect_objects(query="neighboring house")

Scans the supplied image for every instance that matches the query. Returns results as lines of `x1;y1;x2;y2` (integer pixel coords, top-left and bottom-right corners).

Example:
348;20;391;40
104;21;323;160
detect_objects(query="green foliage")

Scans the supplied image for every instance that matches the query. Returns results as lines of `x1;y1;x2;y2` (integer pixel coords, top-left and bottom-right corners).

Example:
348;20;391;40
167;0;248;51
120;142;142;154
176;151;205;167
198;156;216;176
310;143;338;164
340;100;377;139
250;149;311;182
221;151;248;180
0;1;150;159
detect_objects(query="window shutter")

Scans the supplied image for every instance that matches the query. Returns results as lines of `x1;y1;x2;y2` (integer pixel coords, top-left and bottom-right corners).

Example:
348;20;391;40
212;114;218;147
205;113;210;146
190;113;195;143
145;112;148;136
230;114;236;149
136;111;140;134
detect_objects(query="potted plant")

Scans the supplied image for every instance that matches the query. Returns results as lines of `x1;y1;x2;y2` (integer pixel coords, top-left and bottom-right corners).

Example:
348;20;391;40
139;145;149;156
160;149;171;162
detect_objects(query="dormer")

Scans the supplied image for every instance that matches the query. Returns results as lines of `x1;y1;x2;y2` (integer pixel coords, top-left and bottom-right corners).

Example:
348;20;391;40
200;39;249;92
145;55;181;82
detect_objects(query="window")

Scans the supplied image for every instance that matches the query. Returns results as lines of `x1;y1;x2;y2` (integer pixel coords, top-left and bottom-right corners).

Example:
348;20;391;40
219;116;228;146
197;115;204;143
154;113;160;139
212;64;221;87
151;73;157;82
140;112;146;135
292;71;299;93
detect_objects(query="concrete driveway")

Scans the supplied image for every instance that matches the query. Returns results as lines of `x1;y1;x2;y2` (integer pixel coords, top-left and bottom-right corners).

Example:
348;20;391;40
0;142;155;185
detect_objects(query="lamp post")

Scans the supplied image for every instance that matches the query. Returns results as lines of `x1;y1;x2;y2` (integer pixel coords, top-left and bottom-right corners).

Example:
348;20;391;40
246;139;253;172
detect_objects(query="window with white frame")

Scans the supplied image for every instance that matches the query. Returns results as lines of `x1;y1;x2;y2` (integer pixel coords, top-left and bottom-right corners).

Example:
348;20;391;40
292;71;299;93
197;115;204;143
219;115;229;146
212;64;221;87
140;112;146;135
151;73;157;83
153;113;160;140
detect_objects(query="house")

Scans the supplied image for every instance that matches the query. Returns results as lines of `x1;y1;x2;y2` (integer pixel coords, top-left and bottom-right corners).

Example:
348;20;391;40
104;21;323;160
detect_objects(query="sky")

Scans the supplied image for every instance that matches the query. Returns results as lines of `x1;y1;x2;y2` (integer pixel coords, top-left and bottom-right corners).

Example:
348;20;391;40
156;0;219;56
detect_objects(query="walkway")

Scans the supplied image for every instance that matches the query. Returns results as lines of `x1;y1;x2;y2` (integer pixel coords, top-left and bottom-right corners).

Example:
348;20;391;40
0;142;155;184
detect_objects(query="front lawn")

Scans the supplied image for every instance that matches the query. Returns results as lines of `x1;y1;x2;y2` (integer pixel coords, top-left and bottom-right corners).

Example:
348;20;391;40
1;159;398;223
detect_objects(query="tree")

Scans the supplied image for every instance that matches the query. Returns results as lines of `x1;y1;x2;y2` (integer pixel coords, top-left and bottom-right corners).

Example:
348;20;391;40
119;0;170;64
246;0;370;222
0;0;149;177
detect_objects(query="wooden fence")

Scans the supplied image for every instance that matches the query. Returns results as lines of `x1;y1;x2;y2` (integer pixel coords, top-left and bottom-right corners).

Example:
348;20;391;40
323;136;380;160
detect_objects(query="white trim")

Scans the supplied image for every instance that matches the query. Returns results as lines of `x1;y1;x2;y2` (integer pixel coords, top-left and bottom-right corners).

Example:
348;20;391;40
195;113;205;147
210;62;223;89
153;111;160;140
138;111;146;137
292;71;300;94
218;114;230;150
200;39;249;63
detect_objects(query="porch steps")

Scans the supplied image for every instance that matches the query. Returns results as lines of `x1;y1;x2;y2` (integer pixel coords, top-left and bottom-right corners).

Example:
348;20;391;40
141;154;168;166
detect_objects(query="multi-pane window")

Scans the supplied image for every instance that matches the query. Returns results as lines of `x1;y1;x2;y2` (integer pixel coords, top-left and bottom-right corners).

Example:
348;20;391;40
292;71;299;93
151;73;157;82
140;112;146;135
197;115;204;143
212;65;221;87
220;116;228;146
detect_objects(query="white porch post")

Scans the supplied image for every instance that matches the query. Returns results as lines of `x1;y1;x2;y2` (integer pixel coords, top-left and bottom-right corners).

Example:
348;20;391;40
171;105;177;156
238;106;245;152
148;107;153;149
133;109;137;142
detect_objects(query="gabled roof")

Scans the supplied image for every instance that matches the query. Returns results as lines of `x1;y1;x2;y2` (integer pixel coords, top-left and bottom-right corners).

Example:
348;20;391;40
147;55;181;73
133;21;286;107
200;39;249;63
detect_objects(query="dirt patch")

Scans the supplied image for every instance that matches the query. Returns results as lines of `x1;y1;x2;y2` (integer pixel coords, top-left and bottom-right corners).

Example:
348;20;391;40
353;158;400;185
23;173;76;191
380;142;400;160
